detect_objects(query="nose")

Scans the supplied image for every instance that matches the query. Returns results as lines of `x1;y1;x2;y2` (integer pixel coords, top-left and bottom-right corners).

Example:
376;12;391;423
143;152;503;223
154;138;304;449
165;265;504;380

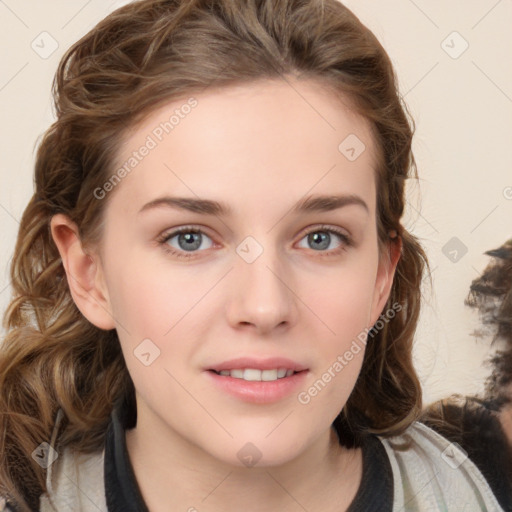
225;242;298;335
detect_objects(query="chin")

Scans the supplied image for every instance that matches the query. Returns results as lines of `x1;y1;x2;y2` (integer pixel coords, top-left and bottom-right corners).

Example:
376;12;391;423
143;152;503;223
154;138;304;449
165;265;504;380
205;433;307;469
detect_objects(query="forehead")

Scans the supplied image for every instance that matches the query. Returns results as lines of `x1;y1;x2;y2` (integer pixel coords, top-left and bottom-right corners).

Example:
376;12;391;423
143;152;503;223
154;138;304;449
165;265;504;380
108;78;378;217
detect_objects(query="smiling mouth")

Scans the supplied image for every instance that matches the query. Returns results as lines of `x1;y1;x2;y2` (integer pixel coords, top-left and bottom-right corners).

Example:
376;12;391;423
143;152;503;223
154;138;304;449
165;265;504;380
209;368;303;382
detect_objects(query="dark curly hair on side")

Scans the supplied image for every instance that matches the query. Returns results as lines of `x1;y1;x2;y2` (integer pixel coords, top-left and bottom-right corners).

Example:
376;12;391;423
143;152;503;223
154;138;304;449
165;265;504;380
421;238;512;511
466;238;512;406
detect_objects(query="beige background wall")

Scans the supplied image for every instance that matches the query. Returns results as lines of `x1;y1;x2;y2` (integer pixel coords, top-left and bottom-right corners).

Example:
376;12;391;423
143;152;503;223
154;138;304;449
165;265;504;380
1;0;511;406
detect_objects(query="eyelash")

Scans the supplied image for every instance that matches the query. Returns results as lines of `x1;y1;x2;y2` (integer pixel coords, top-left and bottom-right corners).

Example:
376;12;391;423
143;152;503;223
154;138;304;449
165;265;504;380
156;224;353;260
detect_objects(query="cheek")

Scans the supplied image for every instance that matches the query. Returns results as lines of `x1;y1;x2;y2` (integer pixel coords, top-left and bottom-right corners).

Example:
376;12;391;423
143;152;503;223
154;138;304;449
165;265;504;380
304;262;378;336
105;249;212;336
106;263;211;390
302;275;373;415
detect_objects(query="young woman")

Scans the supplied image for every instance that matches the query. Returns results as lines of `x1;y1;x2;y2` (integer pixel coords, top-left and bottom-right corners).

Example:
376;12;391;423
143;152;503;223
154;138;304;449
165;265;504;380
0;0;505;510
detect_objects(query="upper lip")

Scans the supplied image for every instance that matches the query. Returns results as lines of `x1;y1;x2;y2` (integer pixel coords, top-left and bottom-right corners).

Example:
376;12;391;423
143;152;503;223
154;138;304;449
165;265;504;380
207;357;309;372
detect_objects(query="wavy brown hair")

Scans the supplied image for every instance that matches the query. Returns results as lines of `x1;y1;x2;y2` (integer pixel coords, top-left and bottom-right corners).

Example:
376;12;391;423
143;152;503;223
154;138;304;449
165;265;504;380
0;0;429;509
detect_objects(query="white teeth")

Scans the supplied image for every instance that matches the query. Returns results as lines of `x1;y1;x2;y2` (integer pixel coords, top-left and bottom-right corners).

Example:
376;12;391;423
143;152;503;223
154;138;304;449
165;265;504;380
216;368;297;381
261;369;278;381
245;369;263;381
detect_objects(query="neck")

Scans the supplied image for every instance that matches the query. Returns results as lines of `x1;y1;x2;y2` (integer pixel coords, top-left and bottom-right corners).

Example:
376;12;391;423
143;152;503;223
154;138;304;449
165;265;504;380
124;402;363;512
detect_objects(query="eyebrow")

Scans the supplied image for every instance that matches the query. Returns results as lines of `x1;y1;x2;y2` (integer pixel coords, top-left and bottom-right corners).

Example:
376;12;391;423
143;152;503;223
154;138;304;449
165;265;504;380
137;194;369;216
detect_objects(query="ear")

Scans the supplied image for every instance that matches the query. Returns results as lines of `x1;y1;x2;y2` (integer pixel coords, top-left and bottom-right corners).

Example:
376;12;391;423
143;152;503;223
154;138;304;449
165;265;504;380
50;213;116;330
368;234;402;327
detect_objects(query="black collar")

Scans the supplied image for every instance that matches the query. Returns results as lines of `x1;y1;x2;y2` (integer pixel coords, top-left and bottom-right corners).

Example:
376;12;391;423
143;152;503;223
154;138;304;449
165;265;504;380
104;394;148;512
104;396;393;511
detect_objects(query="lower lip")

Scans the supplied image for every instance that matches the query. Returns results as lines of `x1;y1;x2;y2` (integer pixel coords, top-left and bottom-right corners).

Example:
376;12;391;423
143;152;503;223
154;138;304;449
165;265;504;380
205;370;308;404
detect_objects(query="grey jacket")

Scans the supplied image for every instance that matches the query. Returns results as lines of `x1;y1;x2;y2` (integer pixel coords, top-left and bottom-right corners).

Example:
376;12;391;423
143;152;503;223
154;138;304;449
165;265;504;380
8;418;507;511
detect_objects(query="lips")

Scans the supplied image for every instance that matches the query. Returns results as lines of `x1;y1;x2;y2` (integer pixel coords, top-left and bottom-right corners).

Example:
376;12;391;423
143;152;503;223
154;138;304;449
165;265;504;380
206;356;309;373
205;367;308;403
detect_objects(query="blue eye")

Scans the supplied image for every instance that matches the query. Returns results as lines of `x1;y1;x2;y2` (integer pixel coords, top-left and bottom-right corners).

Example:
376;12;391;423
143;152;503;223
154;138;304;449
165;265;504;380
158;227;214;258
297;227;351;253
157;224;352;260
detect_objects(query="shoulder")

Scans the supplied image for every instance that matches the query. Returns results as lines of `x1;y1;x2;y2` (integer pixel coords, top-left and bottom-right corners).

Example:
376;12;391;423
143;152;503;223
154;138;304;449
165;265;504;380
377;421;506;511
39;446;107;512
420;397;512;511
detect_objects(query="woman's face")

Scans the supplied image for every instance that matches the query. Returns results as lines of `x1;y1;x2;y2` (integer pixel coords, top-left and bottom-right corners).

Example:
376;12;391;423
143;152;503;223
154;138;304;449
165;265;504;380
89;78;396;466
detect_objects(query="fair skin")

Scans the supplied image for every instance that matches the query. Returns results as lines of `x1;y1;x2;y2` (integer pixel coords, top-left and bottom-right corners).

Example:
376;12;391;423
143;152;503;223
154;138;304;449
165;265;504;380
51;78;400;512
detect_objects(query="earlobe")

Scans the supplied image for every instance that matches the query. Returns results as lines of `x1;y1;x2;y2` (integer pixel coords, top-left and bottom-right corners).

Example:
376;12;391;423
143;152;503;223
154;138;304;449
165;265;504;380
50;213;116;330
